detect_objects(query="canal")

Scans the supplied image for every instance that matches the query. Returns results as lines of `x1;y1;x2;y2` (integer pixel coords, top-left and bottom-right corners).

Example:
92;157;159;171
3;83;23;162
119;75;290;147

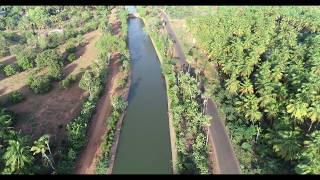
112;6;173;174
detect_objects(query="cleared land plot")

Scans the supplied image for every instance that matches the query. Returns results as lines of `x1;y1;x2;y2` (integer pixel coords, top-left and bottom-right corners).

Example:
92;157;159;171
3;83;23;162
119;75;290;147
0;30;101;148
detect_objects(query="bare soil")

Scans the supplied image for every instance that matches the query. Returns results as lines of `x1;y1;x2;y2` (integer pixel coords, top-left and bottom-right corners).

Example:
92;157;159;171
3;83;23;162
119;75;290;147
75;55;122;174
0;55;17;65
74;8;128;174
1;30;102;147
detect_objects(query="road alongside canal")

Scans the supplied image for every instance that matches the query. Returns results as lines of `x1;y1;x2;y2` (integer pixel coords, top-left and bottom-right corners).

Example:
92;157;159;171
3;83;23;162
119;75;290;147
160;9;241;174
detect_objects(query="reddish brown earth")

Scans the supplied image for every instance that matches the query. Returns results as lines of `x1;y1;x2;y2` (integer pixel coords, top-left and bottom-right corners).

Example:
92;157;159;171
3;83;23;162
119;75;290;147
75;55;122;174
0;55;16;65
1;30;101;147
75;7;126;174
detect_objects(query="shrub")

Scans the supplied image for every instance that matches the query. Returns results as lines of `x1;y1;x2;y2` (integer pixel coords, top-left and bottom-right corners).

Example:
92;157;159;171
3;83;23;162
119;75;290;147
47;33;65;49
111;96;128;112
79;70;103;100
60;74;77;89
3;64;19;76
67;53;77;62
48;63;63;80
35;49;61;68
28;74;51;94
38;35;49;50
0;46;10;57
117;75;128;89
9;91;25;104
65;41;77;53
15;47;36;70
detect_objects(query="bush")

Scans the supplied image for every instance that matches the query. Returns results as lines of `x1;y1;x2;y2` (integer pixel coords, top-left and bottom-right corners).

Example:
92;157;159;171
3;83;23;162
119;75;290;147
15;47;36;70
0;46;10;57
65;42;77;53
64;28;78;40
9;91;25;104
28;74;51;94
47;33;65;49
3;64;19;76
60;74;77;89
35;49;61;68
117;75;128;89
48;63;63;81
67;53;77;62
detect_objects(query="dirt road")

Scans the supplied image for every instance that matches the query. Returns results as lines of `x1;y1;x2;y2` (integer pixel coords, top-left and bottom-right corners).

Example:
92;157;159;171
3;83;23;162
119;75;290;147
75;8;123;174
75;57;120;174
160;10;241;174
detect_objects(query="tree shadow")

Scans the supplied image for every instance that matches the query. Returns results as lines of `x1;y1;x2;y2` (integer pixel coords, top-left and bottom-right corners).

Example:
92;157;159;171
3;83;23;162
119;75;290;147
0;84;29;107
0;86;7;97
75;45;87;58
0;55;17;65
63;63;78;77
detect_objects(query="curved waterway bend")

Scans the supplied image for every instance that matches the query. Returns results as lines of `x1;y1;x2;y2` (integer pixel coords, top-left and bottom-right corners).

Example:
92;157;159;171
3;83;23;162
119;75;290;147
112;7;172;174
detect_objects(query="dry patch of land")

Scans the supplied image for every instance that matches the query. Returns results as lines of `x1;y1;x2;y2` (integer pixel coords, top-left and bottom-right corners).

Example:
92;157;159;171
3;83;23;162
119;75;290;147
75;8;128;174
75;54;122;174
0;30;101;147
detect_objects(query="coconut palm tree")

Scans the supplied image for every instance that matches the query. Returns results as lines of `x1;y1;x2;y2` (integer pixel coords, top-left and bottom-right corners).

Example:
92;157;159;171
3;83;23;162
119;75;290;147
295;131;320;174
31;135;55;170
3;138;34;174
225;75;240;95
239;78;254;95
286;99;309;123
307;103;320;131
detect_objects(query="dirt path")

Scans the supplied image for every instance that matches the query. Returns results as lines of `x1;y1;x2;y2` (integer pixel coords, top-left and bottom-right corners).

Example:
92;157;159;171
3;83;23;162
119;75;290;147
106;70;131;174
75;7;124;174
75;57;121;174
160;10;241;174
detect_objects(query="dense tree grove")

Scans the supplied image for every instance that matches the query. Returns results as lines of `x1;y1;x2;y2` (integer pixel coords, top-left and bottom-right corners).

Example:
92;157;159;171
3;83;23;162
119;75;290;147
186;6;320;174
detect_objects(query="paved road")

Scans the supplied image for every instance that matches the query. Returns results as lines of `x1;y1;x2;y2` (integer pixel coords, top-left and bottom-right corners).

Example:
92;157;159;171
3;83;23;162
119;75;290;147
160;10;241;174
160;11;188;68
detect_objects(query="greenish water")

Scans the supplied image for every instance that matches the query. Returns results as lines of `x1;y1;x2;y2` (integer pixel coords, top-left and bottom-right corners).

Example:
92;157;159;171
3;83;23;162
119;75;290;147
112;6;172;174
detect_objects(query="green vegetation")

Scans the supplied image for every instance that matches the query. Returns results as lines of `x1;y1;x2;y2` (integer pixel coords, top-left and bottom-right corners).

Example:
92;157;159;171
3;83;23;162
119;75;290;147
95;7;130;174
60;74;77;89
187;6;320;174
56;55;108;172
14;46;37;70
3;64;19;76
117;8;129;39
28;74;51;94
8;91;25;104
95;96;128;174
0;107;54;174
55;8;128;172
